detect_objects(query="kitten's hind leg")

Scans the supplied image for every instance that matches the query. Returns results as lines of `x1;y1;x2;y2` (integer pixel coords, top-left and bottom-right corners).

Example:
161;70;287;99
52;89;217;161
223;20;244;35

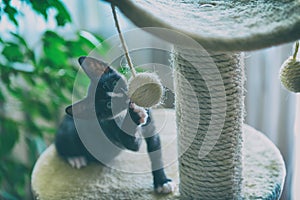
55;115;97;168
67;156;87;169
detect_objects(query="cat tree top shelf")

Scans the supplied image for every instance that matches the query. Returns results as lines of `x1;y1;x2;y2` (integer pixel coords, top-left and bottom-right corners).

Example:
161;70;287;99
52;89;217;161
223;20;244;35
31;109;285;200
105;0;300;51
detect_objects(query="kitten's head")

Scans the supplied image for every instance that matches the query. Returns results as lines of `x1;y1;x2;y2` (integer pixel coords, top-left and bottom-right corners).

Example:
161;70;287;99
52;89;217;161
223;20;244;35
66;56;129;119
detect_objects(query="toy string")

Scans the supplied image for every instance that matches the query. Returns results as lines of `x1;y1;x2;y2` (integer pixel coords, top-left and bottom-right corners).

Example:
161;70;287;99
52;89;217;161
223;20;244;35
111;4;136;77
293;41;299;60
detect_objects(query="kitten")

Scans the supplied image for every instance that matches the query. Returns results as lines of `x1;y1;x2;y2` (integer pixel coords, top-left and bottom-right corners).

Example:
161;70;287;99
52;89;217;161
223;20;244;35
55;56;174;194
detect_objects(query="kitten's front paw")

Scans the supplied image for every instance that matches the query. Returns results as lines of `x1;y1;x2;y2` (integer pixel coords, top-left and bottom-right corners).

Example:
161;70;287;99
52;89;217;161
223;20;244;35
155;180;176;194
129;102;148;125
67;156;87;169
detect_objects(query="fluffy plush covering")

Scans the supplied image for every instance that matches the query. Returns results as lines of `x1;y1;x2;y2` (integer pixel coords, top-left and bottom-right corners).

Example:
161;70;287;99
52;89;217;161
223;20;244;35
32;110;285;200
105;0;300;51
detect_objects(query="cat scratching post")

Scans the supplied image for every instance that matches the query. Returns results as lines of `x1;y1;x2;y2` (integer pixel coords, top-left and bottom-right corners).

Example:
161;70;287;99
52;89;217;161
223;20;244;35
103;0;300;199
174;49;244;199
31;1;300;199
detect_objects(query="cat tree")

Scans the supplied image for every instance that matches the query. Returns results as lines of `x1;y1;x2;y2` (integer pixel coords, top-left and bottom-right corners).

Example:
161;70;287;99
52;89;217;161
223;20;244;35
32;0;300;199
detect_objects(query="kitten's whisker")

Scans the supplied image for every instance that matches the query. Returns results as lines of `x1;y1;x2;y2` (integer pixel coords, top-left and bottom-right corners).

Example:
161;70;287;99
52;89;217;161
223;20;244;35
107;92;124;98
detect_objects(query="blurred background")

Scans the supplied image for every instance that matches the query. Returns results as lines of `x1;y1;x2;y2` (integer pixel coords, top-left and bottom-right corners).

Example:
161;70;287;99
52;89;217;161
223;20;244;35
0;0;299;199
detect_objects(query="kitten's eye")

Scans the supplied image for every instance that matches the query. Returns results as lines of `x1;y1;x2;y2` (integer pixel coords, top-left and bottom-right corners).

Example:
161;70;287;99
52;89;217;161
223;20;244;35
106;101;111;109
112;80;117;87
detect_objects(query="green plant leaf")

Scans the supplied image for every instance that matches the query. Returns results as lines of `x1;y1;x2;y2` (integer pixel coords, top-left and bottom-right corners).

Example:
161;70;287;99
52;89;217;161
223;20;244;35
79;31;100;46
25;120;43;137
3;0;18;26
118;66;130;76
0;156;28;198
135;67;146;73
93;34;106;43
0;89;5;101
51;0;72;26
26;48;35;62
0;63;13;85
65;41;87;57
21;73;36;86
2;43;24;62
29;0;50;20
0;1;110;199
6;87;23;100
69;31;110;57
10;32;28;48
9;32;36;62
0;72;11;86
35;101;52;120
29;0;71;26
42;31;68;66
43;30;66;45
78;35;97;49
0;118;19;158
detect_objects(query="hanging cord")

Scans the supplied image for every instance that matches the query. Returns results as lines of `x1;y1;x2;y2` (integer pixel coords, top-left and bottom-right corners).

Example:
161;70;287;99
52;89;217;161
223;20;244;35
111;4;136;77
293;41;299;60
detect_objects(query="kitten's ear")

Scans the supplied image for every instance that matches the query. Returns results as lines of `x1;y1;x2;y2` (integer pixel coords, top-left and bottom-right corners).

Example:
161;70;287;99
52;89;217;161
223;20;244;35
78;56;109;80
65;98;94;119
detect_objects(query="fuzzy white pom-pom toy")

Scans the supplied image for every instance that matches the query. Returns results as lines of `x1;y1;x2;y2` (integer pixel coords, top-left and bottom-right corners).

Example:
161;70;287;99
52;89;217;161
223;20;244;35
128;73;163;107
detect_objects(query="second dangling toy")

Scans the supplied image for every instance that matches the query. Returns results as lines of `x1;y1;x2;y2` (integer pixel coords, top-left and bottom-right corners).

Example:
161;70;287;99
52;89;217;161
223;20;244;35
280;41;300;93
111;4;163;108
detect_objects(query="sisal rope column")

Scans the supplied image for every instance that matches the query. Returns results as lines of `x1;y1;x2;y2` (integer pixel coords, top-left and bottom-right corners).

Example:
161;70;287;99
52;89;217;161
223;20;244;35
173;47;244;199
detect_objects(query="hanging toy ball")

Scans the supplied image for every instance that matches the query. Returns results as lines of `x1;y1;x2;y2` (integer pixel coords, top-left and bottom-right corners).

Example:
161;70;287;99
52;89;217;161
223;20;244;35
128;72;163;107
280;41;300;93
111;4;163;107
